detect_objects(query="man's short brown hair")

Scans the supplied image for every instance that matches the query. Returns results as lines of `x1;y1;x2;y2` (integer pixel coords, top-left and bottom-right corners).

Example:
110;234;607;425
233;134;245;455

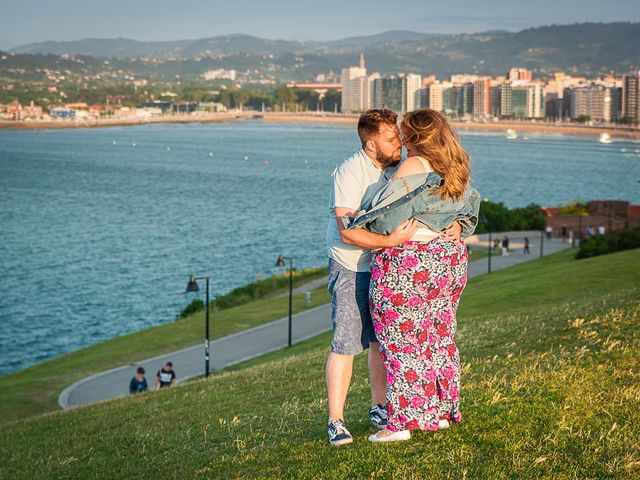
357;109;398;148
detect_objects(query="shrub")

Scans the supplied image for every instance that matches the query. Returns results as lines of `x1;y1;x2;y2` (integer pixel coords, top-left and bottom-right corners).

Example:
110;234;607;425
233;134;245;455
576;228;640;259
475;201;546;234
178;298;205;319
177;266;328;318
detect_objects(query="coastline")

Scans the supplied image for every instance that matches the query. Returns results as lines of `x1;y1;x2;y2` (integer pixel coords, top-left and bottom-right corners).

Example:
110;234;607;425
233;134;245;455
0;112;256;130
2;111;639;139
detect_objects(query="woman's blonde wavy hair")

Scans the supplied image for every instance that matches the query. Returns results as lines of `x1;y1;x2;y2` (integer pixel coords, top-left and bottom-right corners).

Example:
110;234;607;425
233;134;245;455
401;109;470;201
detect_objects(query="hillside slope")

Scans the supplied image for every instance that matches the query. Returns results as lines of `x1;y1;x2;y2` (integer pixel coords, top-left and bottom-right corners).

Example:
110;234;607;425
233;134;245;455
2;249;639;479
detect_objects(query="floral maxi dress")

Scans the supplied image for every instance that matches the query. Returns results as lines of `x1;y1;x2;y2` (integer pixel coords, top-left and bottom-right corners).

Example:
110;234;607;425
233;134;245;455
370;238;468;432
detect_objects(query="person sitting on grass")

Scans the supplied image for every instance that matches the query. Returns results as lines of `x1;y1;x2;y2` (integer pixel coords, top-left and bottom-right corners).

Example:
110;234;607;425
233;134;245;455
129;367;148;394
155;362;176;390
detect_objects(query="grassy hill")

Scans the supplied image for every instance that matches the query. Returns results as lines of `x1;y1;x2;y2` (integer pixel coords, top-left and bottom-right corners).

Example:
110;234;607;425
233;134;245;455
1;249;639;479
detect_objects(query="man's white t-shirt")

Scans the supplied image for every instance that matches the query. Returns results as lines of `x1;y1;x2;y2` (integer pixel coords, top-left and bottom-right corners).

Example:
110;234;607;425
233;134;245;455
326;149;389;272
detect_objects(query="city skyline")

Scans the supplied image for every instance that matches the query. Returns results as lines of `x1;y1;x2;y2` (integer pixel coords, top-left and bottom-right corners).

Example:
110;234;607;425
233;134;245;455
2;0;640;50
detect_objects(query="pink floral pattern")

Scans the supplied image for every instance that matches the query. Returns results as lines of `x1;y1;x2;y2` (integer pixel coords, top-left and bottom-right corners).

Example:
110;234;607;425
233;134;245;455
370;238;468;432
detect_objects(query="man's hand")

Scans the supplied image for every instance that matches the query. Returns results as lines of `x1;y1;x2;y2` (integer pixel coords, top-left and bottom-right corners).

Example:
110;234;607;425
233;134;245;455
388;219;418;247
440;221;462;242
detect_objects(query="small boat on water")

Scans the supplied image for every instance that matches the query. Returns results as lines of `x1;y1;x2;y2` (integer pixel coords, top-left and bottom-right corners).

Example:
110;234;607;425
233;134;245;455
506;129;518;140
598;133;612;144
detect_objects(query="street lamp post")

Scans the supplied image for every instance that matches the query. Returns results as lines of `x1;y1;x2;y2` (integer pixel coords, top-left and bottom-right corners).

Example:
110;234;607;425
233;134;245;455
276;255;293;347
578;212;583;240
487;231;492;274
186;275;211;377
482;197;491;274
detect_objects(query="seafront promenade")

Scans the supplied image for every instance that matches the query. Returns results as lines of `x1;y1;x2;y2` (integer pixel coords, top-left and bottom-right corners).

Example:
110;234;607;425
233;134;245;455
2;111;640;138
60;232;569;409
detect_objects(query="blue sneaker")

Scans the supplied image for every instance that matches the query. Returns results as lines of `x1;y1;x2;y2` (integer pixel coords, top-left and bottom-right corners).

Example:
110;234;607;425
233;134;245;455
327;419;353;446
369;404;388;429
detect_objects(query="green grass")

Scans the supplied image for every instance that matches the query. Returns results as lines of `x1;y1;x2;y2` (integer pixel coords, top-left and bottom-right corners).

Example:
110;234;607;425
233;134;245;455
467;247;488;261
0;284;329;423
1;249;639;479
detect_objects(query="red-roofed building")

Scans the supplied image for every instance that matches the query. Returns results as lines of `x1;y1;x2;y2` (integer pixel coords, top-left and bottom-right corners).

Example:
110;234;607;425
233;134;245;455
543;200;640;238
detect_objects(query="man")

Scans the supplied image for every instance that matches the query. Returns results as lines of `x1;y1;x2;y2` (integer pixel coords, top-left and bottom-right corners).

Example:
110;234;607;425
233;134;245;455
155;361;176;389
129;366;148;394
325;109;459;446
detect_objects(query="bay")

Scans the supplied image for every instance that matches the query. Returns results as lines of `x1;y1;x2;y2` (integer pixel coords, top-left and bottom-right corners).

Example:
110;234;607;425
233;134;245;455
1;120;639;375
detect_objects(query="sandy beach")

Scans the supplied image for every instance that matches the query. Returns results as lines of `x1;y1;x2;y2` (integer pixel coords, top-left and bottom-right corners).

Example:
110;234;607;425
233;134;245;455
259;112;640;139
0;112;257;130
2;111;639;139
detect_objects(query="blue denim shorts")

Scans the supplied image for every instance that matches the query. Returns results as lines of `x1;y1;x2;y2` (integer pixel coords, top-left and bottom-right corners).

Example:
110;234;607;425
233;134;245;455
328;259;377;355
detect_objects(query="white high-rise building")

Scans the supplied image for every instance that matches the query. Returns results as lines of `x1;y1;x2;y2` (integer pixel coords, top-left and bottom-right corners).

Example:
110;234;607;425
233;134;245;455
403;74;422;113
340;54;369;114
527;82;545;119
367;72;381;109
570;83;620;122
429;81;453;113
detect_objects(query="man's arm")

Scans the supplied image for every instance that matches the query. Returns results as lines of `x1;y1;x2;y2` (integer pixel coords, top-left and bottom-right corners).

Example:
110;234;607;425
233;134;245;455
335;207;417;249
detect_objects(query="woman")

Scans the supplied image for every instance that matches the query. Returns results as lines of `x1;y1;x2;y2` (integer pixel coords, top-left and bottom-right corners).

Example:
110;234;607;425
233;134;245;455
347;109;478;442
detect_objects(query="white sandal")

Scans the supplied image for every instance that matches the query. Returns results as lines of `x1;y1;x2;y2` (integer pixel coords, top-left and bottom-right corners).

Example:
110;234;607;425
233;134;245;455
368;429;411;443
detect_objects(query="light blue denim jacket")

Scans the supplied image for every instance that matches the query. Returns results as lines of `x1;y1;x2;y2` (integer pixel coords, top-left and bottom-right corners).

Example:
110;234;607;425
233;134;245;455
345;171;480;239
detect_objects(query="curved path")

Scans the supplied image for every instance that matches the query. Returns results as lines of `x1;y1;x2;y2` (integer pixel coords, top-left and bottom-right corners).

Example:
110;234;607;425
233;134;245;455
60;232;569;408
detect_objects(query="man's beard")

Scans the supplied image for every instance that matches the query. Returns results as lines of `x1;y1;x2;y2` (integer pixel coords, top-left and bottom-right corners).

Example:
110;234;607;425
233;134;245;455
376;149;402;168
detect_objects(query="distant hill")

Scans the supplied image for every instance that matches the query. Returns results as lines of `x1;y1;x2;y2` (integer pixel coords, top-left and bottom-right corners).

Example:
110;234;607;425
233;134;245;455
323;30;441;47
180;34;309;56
10;37;191;58
10;34;312;58
6;23;640;78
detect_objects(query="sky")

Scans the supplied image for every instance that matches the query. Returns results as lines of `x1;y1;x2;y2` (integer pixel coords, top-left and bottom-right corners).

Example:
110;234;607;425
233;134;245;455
1;0;639;50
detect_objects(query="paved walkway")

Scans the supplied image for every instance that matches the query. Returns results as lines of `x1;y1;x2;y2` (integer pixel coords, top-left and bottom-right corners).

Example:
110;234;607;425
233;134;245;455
60;232;570;409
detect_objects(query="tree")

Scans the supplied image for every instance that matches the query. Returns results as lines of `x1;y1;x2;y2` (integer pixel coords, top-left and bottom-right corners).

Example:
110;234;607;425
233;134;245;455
510;203;546;231
476;200;512;233
475;200;545;234
273;85;297;111
230;89;250;110
323;89;341;113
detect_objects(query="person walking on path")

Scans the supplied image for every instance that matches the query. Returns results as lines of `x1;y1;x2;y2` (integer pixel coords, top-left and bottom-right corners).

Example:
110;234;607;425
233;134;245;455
523;237;530;255
501;236;510;256
129;367;148;394
155;362;176;389
347;109;479;442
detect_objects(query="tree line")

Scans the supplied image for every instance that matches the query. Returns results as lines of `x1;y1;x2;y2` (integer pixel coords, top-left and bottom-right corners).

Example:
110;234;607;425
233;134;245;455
0;80;341;113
